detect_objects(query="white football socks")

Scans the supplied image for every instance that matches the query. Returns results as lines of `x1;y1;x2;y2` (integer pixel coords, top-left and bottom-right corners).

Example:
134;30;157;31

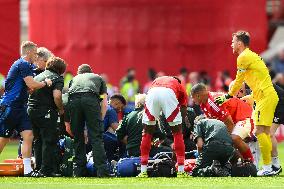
23;158;33;174
272;156;280;168
178;165;184;172
140;165;147;173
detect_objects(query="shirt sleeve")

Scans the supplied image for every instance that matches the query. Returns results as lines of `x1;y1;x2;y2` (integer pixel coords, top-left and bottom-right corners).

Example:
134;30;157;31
100;77;107;95
104;108;118;131
193;121;203;143
228;55;249;96
18;62;33;78
53;76;64;91
116;115;128;141
187;108;196;131
109;109;118;124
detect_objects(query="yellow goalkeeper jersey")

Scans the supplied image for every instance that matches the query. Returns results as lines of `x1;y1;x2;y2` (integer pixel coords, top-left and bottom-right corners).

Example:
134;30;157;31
229;48;274;101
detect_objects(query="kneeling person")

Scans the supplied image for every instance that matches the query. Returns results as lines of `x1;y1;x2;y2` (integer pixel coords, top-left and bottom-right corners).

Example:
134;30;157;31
191;83;255;163
192;118;234;177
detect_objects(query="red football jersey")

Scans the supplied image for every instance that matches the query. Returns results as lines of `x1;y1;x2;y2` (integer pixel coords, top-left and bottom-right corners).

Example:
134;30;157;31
200;92;252;123
222;98;253;123
200;92;229;122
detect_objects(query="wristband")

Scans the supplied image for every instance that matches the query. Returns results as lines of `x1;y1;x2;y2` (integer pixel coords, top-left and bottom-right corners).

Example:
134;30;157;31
225;94;233;99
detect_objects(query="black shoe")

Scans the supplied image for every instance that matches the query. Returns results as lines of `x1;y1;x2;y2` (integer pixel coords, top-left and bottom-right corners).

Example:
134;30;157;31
248;163;257;177
97;172;113;177
209;160;221;176
45;172;62;177
223;162;232;175
272;165;282;175
210;160;229;177
73;170;88;177
24;170;45;177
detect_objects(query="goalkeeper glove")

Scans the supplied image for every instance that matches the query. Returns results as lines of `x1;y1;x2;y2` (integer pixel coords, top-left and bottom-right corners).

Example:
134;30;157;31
214;94;232;105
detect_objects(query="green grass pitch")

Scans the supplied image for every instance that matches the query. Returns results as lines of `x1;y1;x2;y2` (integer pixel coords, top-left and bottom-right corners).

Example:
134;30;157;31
0;141;283;189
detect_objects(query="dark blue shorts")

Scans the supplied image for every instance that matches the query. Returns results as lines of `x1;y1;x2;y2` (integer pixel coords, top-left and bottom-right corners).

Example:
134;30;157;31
0;106;32;138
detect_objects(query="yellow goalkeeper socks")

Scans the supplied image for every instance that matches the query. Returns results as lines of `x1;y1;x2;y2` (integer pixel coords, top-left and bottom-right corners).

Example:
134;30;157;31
257;133;272;165
266;133;272;157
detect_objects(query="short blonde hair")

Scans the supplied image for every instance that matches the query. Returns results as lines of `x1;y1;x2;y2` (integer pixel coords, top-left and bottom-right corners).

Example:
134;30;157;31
21;41;37;56
232;31;250;46
135;93;146;108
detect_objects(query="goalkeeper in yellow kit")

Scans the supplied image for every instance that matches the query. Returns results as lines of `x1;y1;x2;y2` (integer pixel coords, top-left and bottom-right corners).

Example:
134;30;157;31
215;31;279;176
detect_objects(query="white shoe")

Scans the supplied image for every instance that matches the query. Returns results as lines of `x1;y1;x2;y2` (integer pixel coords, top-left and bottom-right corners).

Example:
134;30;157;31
257;165;275;176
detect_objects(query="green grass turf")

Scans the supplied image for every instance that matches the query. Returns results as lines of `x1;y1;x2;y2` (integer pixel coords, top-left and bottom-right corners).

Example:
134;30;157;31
0;140;19;162
0;177;284;189
0;141;283;189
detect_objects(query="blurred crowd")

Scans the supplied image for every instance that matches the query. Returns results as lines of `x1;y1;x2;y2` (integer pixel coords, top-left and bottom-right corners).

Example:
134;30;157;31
1;47;284;103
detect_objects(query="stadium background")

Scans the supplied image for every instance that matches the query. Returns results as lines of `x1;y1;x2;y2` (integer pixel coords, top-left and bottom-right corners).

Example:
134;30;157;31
1;0;284;141
0;1;283;186
0;0;269;86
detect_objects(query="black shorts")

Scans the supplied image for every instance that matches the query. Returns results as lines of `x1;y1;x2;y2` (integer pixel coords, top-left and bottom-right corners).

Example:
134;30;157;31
273;84;284;124
273;102;284;124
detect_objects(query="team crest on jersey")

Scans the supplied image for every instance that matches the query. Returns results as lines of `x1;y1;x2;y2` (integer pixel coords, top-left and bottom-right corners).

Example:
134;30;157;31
274;117;279;123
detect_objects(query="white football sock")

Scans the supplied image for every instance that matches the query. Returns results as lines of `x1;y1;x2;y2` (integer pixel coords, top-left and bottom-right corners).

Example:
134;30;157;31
23;158;33;174
140;165;147;173
178;165;184;172
272;156;280;168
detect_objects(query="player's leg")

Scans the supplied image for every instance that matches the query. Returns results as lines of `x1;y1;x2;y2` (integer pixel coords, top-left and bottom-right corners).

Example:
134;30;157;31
0;105;12;154
231;134;254;161
21;130;34;175
0;137;9;154
270;123;279;159
256;124;276;176
254;93;278;176
232;119;254;162
248;137;260;170
270;123;282;174
138;89;159;177
139;124;156;177
161;87;186;175
20;109;36;176
170;124;185;173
